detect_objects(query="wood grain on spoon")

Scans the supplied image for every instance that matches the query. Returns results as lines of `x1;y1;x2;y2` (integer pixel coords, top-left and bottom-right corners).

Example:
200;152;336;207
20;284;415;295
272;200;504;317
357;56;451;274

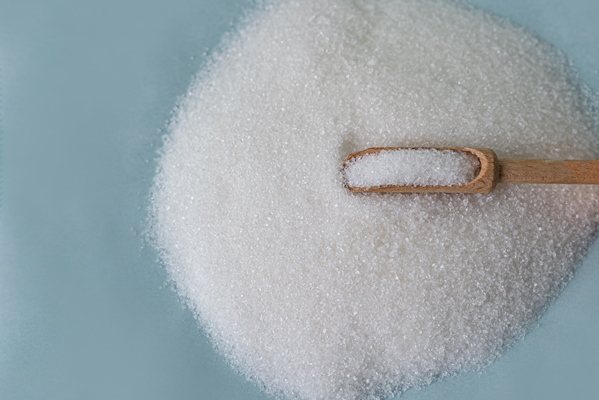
343;147;599;193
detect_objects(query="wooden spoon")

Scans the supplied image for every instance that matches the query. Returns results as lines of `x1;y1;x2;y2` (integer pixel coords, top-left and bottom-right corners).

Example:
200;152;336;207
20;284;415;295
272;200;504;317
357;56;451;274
343;147;599;193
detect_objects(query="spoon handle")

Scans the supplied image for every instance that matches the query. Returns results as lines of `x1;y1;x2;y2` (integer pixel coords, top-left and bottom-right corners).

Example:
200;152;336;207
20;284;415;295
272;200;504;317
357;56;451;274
498;159;599;184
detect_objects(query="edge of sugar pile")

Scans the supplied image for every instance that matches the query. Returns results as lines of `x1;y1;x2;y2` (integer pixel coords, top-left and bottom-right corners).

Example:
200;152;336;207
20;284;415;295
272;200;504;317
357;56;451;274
148;0;599;399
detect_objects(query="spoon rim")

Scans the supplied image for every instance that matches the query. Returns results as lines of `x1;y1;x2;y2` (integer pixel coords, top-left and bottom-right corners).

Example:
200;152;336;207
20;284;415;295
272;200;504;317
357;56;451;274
343;147;499;193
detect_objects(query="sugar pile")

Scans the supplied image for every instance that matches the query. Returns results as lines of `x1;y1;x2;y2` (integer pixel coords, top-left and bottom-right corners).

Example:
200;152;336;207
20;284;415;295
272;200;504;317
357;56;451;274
344;149;480;188
150;0;599;399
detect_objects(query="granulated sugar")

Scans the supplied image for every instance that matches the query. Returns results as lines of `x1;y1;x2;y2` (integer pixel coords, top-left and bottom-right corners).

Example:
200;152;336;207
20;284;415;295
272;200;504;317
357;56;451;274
150;0;599;399
344;149;480;188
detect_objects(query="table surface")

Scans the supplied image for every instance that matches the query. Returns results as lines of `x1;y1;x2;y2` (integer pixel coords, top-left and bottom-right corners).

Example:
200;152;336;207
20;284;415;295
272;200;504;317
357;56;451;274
1;1;598;399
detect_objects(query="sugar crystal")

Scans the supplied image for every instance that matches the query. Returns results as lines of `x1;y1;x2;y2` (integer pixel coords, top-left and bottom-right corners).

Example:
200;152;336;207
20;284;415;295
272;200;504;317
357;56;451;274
344;149;480;188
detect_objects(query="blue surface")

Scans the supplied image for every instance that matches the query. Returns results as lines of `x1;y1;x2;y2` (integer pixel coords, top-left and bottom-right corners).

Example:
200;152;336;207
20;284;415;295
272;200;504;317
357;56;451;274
0;1;598;399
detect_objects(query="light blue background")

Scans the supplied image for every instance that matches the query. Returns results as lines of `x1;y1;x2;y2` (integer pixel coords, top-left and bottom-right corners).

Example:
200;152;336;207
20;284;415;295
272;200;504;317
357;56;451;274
0;1;598;399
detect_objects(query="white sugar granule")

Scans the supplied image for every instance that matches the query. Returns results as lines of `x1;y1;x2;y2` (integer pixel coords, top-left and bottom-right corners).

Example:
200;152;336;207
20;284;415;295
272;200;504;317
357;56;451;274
344;149;480;188
150;0;599;399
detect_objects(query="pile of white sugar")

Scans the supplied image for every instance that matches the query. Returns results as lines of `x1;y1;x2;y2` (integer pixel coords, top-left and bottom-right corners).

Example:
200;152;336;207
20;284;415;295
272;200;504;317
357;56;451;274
150;0;599;399
344;149;480;188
